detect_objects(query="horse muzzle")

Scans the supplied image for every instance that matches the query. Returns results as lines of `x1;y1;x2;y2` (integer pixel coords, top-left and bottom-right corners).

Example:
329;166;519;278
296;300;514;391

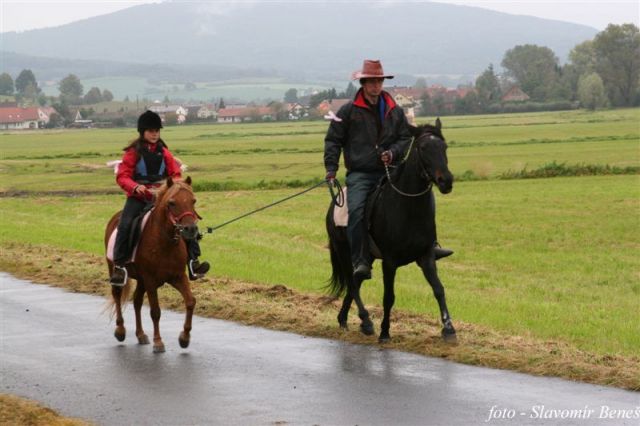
176;223;200;241
435;171;453;194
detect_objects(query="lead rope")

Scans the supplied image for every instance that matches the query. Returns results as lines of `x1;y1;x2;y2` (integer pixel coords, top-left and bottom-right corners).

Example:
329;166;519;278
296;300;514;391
205;180;336;234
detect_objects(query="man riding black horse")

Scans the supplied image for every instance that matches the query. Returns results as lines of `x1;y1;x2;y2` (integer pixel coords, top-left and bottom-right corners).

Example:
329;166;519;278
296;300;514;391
324;59;452;281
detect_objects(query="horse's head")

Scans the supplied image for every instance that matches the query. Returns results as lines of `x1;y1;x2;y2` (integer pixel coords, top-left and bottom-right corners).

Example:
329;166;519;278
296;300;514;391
155;176;201;241
409;119;453;194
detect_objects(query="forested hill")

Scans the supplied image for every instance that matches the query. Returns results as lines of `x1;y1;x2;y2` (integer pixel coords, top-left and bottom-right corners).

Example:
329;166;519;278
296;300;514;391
2;1;596;80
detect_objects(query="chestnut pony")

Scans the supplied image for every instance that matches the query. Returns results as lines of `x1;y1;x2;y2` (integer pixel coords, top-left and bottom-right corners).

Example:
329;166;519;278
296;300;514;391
105;177;199;353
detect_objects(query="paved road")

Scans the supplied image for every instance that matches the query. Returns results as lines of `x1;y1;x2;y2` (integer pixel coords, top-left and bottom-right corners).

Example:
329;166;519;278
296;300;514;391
1;273;638;425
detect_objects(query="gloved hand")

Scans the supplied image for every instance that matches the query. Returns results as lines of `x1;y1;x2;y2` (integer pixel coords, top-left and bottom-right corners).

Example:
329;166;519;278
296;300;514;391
380;150;393;166
325;170;336;185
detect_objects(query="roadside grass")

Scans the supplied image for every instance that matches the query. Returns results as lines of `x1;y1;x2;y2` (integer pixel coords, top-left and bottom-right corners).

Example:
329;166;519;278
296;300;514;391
0;394;92;426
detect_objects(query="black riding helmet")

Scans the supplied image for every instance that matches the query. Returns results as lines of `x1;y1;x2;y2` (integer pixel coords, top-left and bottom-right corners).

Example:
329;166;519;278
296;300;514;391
137;110;163;133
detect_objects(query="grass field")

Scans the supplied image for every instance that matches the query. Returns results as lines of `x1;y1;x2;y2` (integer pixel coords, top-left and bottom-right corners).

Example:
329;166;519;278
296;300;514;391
1;108;639;387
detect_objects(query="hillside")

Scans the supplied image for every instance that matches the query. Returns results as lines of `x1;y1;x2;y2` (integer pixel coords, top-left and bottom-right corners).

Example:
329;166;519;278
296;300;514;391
2;1;597;81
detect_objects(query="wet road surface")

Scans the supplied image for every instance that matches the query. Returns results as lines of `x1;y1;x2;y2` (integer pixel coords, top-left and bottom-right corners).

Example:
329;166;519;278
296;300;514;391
1;273;638;425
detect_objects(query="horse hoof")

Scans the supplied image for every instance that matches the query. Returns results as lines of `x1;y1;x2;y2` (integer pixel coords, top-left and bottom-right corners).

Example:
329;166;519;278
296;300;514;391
339;321;348;330
179;332;190;349
153;343;165;353
442;329;458;344
378;335;391;344
360;321;375;336
137;334;150;345
114;329;126;342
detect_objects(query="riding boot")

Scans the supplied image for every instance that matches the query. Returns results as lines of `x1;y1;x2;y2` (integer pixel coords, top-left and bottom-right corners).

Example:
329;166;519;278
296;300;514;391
188;259;210;280
434;242;454;260
110;263;128;286
352;231;372;280
429;191;453;260
187;238;209;280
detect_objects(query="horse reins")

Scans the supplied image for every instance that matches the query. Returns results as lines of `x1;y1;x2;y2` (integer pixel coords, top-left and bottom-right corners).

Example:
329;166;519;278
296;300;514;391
381;133;435;197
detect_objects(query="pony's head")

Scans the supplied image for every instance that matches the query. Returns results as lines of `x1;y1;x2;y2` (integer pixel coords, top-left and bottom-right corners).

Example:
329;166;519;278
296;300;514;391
409;118;453;194
154;176;201;241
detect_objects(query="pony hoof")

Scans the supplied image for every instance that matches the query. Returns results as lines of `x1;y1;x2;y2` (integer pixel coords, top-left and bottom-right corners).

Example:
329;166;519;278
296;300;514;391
114;329;126;342
442;329;458;344
137;334;150;345
378;335;391;344
179;332;190;349
339;321;348;330
153;343;165;353
360;321;375;336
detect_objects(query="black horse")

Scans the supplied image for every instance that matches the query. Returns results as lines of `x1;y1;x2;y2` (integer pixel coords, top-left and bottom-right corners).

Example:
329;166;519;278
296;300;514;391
326;120;457;343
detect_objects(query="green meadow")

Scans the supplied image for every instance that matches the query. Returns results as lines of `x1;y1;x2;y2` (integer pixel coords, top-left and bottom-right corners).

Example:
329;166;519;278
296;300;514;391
0;108;639;357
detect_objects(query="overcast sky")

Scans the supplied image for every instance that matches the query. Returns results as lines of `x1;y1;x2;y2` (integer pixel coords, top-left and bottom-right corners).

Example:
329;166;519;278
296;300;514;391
0;0;638;33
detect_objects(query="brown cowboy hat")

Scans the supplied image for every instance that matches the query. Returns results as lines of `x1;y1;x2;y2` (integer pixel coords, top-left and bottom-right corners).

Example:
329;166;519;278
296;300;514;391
351;59;394;80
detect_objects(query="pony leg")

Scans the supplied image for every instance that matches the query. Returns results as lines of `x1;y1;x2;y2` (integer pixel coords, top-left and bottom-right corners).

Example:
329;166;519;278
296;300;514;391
146;287;165;353
418;255;457;342
133;281;149;345
337;293;353;330
170;275;196;349
379;261;397;343
112;285;126;342
350;277;374;336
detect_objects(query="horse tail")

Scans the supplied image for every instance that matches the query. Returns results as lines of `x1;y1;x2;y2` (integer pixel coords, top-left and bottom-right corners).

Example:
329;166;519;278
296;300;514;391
326;204;352;297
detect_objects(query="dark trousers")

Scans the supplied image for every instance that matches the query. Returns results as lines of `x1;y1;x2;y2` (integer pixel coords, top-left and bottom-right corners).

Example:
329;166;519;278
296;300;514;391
113;196;202;265
346;171;384;268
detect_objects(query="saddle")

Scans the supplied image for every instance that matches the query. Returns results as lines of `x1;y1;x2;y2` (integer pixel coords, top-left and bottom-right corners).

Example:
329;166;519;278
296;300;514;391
106;205;154;262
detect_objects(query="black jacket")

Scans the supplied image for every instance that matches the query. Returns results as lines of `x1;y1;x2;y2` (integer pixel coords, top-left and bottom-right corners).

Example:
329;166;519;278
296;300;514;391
324;89;411;174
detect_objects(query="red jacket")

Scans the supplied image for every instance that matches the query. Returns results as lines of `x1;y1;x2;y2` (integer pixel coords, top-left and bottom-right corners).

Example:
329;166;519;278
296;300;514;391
116;141;181;200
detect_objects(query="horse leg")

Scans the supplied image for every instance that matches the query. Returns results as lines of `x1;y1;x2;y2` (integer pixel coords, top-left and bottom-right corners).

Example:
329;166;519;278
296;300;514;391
133;281;149;345
170;275;196;349
418;255;457;342
379;261;397;343
349;277;374;336
146;287;165;353
112;285;126;342
337;293;353;330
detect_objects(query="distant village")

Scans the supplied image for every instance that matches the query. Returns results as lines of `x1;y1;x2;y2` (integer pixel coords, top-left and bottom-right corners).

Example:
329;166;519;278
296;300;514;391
0;84;532;131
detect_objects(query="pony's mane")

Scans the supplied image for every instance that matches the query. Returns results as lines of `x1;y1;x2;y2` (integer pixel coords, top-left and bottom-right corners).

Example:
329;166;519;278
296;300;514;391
153;180;193;205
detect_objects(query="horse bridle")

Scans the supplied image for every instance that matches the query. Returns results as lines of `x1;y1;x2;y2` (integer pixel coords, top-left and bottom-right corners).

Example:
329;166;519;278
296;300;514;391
167;209;200;242
383;132;437;197
164;184;201;242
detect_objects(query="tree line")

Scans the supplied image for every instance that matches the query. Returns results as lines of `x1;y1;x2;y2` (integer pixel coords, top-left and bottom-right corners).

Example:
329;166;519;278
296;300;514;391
455;23;639;114
281;23;639;116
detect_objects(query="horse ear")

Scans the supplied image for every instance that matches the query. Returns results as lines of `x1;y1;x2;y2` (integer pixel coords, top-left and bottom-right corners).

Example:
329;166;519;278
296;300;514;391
185;176;192;186
435;117;442;130
407;124;422;137
166;177;173;187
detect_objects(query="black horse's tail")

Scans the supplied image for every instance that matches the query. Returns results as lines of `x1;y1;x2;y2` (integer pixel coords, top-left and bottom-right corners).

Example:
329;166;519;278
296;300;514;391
326;204;352;297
